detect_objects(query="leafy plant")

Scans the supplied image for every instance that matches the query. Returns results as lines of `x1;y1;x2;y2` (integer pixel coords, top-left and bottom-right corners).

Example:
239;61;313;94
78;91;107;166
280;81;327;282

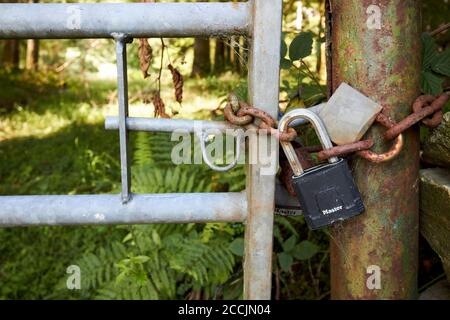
421;32;450;95
58;223;239;300
280;32;326;112
50;129;246;300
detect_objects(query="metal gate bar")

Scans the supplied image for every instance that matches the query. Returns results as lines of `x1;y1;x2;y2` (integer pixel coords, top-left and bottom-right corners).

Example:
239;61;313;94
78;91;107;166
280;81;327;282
105;117;239;133
0;0;281;300
0;193;246;227
243;0;281;300
0;2;249;38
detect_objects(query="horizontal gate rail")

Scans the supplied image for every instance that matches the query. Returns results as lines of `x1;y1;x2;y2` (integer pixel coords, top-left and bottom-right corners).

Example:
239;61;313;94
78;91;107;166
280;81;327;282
0;2;249;39
105;117;239;133
0;193;247;227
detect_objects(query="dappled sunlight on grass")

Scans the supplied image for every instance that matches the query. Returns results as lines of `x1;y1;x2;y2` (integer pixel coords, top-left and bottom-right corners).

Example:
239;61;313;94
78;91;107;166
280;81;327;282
0;71;243;197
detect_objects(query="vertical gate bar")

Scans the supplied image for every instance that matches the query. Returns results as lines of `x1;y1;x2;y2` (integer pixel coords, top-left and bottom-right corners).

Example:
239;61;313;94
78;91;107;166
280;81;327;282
244;0;282;300
114;34;132;203
330;0;421;299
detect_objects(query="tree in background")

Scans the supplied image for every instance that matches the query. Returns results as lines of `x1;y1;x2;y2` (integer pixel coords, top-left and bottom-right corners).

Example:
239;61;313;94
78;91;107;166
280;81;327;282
214;39;225;74
25;1;40;71
191;37;211;77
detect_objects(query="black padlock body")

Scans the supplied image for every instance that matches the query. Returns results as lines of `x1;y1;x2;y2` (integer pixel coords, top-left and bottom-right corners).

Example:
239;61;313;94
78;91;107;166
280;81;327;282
292;158;364;230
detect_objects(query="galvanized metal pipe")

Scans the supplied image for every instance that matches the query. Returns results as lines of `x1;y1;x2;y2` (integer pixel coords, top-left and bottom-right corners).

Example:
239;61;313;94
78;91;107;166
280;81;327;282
105;117;238;133
115;35;131;204
0;193;247;227
0;2;250;39
243;0;282;300
330;0;421;299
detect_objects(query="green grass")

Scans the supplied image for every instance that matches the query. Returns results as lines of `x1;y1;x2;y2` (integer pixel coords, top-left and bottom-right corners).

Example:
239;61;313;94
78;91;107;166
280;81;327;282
0;69;246;299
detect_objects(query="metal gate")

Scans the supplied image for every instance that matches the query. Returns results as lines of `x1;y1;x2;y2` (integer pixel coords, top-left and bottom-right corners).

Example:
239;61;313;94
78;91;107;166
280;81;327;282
0;0;282;300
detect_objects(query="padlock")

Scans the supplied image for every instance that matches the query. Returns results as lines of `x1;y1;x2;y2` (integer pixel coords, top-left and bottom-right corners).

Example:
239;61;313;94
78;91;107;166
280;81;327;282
318;82;382;145
279;108;365;230
275;178;302;216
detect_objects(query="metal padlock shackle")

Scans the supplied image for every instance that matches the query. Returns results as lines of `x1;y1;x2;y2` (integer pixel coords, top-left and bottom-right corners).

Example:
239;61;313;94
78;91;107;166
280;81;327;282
197;130;244;172
279;109;338;176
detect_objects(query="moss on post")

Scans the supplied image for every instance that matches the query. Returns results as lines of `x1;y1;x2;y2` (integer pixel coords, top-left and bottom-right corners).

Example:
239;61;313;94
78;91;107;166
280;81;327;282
330;0;421;299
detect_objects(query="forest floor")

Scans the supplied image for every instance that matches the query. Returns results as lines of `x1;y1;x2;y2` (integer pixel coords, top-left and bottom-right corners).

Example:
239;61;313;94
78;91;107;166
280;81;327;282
0;70;240;196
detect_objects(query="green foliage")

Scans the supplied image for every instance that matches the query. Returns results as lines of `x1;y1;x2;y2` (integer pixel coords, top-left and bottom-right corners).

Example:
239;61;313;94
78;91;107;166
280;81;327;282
274;217;320;272
229;238;244;257
279;31;326;110
272;216;330;299
421;33;450;95
56;223;239;300
48;128;246;300
288;32;314;61
0;69;62;114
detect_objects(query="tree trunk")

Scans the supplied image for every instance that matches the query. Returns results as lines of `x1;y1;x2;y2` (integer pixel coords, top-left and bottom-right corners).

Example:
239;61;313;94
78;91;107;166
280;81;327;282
230;36;241;73
224;39;231;67
214;39;225;74
25;0;39;71
2;40;21;70
26;39;39;71
1;0;21;69
191;38;211;77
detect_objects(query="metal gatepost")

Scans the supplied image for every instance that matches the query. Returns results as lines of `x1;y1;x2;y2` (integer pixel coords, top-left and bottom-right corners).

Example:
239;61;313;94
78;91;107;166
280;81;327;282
0;0;282;300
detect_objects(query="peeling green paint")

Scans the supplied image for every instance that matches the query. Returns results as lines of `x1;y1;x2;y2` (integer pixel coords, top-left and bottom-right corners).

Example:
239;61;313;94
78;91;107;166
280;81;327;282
330;0;421;299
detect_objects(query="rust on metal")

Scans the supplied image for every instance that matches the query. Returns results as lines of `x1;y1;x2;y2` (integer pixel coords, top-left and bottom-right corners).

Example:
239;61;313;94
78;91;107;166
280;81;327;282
317;139;374;161
280;142;315;196
356;134;403;163
384;94;449;139
375;112;395;129
330;0;421;299
237;105;276;128
224;94;297;142
356;115;403;163
224;103;253;126
413;94;448;128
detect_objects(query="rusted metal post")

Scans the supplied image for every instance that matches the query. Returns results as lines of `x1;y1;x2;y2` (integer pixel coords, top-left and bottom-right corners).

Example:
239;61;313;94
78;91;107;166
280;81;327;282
243;0;282;300
330;0;421;299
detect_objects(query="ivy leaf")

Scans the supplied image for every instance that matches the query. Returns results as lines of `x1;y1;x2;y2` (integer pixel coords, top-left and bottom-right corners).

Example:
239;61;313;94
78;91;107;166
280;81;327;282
280;58;292;70
422;33;439;70
432;48;450;77
292;240;319;260
282;235;297;252
229;238;244;256
289;32;313;61
421;71;444;96
278;252;294;272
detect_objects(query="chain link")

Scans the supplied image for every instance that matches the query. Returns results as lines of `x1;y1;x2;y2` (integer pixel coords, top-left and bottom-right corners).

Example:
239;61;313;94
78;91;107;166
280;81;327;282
224;93;449;162
224;93;297;142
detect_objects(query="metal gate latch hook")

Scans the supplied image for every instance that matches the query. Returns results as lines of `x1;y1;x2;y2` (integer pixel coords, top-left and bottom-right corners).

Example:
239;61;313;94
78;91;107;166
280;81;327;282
198;131;243;172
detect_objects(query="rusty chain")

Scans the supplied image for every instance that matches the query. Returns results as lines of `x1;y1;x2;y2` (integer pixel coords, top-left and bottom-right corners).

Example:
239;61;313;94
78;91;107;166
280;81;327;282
225;92;448;197
224;94;298;142
224;92;449;163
